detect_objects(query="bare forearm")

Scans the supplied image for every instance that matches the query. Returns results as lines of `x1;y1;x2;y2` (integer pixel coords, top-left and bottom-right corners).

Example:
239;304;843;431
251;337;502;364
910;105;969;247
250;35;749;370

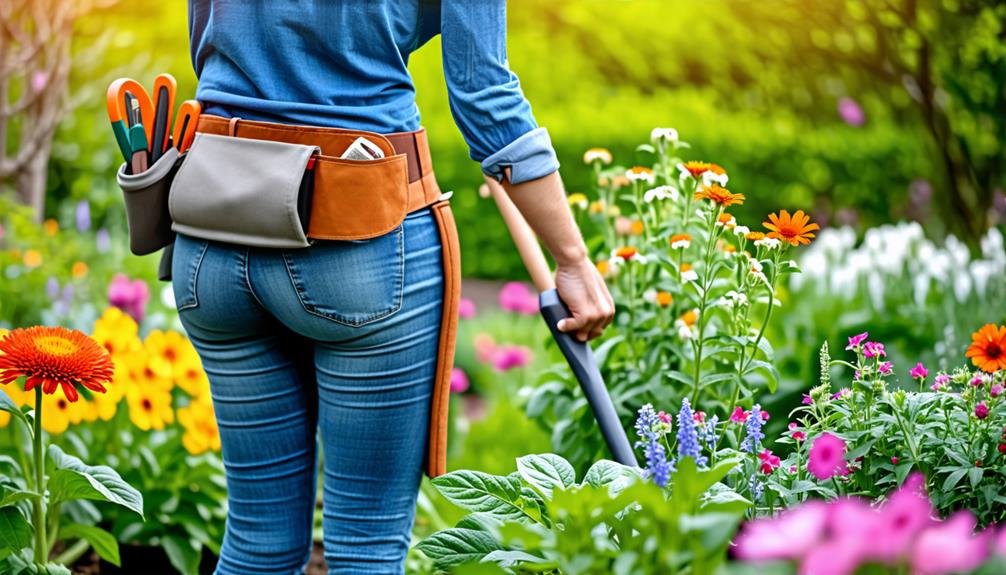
499;171;587;267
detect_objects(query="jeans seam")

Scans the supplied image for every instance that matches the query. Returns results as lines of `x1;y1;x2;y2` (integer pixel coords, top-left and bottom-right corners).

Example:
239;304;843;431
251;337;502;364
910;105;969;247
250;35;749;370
176;239;209;311
242;246;267;311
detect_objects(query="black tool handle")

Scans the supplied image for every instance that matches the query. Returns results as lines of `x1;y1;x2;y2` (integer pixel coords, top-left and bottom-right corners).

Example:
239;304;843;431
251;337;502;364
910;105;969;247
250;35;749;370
151;86;170;164
539;289;639;467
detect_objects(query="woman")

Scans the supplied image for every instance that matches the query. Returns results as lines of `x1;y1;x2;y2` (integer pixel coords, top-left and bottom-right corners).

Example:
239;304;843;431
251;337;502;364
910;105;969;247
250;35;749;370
180;1;613;573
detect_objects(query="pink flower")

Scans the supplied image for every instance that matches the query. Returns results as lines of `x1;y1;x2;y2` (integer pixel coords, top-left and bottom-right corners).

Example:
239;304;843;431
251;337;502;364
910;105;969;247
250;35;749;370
693;410;706;423
807;432;848;480
31;71;49;93
846;332;868;351
910;362;928;380
838;97;865;127
878;361;893;375
991;384;1003;398
789;423;806;441
976;402;989;420
657;410;673;424
891;456;899;465
498;282;538;315
729;406;748;424
861;473;935;563
108;273;150;322
760;410;770;421
911;511;991;575
759;449;781;474
802;393;813;405
473;333;497;363
733;501;829;561
971;373;988;387
863;341;886;358
995;525;1006;557
492;345;533;372
832;388;850;400
449;368;470;393
458;297;477;319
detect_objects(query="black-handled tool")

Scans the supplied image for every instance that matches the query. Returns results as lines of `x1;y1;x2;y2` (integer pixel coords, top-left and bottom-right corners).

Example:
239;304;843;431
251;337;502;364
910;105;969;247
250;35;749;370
538;289;639;467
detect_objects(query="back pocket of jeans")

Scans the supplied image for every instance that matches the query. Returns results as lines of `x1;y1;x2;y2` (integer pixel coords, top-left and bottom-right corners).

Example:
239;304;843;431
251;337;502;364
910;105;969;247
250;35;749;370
282;225;404;326
171;233;210;311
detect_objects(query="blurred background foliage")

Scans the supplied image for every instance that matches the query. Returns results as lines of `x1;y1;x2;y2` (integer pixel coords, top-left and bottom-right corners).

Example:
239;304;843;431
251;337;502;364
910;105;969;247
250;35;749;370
21;0;1004;280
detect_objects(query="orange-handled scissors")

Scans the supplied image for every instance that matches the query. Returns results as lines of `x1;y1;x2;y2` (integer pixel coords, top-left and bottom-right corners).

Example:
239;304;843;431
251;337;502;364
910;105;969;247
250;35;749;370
172;100;201;154
150;74;177;163
105;78;154;158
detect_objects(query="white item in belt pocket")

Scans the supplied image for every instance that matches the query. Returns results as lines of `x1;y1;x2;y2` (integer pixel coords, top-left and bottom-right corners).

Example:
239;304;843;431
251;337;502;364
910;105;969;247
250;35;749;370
340;137;385;161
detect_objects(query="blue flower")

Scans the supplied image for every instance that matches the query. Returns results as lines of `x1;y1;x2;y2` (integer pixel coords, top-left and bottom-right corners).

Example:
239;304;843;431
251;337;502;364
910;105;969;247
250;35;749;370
740;404;764;453
676;398;708;467
635;404;673;487
701;414;720;453
748;473;763;502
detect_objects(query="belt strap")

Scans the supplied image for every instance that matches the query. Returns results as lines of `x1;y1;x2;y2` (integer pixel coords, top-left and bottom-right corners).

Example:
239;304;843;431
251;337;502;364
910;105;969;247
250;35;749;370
195;115;441;213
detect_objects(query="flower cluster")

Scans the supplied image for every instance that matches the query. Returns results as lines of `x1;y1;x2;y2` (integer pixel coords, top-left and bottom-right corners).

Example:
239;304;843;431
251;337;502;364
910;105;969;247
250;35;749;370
734;473;1003;575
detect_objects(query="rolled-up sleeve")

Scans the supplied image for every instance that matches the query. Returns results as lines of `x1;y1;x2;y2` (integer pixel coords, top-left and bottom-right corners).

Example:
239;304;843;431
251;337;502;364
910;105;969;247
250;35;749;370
440;0;559;185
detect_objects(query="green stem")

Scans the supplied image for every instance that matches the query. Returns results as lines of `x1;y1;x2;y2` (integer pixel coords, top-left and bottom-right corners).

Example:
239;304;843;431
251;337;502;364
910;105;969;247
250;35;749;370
52;538;90;567
690;209;721;406
32;388;46;565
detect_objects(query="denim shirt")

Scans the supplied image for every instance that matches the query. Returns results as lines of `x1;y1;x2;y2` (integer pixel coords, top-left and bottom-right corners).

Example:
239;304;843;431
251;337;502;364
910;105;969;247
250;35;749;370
188;0;559;184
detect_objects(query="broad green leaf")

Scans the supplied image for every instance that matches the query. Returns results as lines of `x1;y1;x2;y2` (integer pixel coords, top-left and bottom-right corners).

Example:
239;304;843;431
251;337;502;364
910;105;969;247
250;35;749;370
415;528;502;569
0;508;31;553
0;486;36;508
702;484;752;514
456;513;503;533
516;454;576;498
162;533;201;575
47;445;144;518
968;467;984;489
59;523;119;567
582;459;629;487
942;468;968;492
432;471;530;521
481;549;550;568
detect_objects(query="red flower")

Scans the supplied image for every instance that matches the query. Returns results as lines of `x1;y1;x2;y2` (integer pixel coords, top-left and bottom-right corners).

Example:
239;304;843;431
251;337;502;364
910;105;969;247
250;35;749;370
759;449;781;474
0;326;113;402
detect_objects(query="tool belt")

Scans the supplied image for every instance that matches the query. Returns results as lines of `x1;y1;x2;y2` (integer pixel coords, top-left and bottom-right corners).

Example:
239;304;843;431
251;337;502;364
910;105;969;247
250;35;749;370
114;114;460;478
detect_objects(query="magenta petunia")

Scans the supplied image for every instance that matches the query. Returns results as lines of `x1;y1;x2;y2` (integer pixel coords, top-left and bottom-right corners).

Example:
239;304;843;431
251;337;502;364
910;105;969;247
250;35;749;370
449;368;470;393
845;332;868;351
807;432;848;480
878;361;893;375
909;362;928;380
458;297;477;320
732;501;829;561
498;282;539;315
863;341;886;359
911;511;991;575
729;406;748;424
492;345;533;372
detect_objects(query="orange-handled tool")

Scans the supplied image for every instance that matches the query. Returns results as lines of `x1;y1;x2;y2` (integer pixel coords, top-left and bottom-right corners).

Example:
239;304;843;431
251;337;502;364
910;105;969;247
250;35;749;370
150;74;177;163
172;100;201;153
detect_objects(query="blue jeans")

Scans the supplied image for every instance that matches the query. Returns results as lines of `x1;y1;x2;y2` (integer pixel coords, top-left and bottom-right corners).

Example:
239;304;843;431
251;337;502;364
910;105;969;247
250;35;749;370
171;208;443;575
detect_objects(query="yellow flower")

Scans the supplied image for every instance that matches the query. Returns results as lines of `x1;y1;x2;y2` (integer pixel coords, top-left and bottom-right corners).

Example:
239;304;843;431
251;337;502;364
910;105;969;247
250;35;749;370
589;200;606;215
44;219;59;236
144;330;189;383
72;261;88;278
596;259;610;277
629;219;645;236
92;307;143;359
625;166;655;184
174;342;209;398
23;249;42;268
40;393;89;434
126;385;174;431
178;396;220;455
567;193;589;209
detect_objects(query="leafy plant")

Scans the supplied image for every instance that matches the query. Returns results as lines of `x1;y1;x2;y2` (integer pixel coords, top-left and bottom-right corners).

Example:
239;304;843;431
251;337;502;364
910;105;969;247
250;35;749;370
416;452;747;574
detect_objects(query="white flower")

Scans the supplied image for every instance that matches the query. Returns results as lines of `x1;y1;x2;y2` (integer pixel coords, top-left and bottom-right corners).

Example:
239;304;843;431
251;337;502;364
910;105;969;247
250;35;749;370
681;269;699;282
702;170;728;187
583;148;613;165
669;234;692;250
626;167;656;184
643;185;678;203
715;214;737;228
750;259;764;274
676;323;693;341
643;288;658;304
733;225;750;236
755;237;781;250
651;127;679;143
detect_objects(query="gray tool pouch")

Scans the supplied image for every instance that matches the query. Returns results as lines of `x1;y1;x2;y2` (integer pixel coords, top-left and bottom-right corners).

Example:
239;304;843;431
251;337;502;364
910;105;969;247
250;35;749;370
116;146;180;256
168;132;319;249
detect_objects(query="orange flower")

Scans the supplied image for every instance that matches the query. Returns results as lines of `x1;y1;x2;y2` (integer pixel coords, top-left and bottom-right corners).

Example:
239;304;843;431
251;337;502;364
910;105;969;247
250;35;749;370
708;163;727;175
655;291;673;307
669;233;692;249
694;184;745;207
679;309;698;326
626;166;655;183
44;219;59;236
718;212;737;228
680;263;693;273
23;250;42;268
763;209;820;246
0;327;114;402
630;220;645;236
615;246;639;261
72;262;88;278
681;161;714;177
966;324;1006;373
745;231;766;241
596;260;610;276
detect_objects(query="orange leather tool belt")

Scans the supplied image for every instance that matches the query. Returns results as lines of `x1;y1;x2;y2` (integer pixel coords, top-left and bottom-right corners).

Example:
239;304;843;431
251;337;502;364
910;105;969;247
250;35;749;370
195;114;460;478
